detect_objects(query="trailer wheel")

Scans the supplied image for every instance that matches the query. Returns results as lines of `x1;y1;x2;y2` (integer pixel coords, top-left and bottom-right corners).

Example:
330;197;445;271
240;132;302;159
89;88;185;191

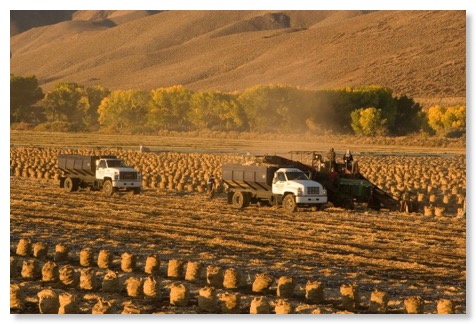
232;192;249;209
283;194;297;212
64;177;78;192
103;180;114;195
227;191;234;204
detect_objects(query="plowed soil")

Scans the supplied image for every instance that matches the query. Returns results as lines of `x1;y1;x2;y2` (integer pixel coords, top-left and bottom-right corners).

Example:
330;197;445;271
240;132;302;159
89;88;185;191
10;175;466;314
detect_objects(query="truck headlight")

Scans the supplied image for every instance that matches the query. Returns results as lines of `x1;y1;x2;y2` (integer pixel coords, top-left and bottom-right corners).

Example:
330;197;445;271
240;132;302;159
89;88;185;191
114;174;119;180
297;187;303;196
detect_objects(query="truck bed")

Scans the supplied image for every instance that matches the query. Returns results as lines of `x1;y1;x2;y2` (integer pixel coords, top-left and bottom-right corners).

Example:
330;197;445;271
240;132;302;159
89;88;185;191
57;154;98;177
221;164;278;192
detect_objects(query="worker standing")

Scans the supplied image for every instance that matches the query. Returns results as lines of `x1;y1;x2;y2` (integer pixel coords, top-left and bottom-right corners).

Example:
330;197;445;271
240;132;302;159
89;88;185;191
327;148;337;172
207;174;216;199
343;149;353;171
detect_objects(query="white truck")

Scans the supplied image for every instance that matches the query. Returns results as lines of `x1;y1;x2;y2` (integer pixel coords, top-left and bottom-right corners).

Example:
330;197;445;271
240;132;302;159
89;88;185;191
222;164;327;212
58;154;141;195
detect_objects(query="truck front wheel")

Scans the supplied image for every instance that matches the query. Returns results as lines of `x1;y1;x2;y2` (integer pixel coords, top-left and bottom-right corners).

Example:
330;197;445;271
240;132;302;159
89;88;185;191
103;180;115;195
64;177;78;192
232;192;250;209
283;194;297;212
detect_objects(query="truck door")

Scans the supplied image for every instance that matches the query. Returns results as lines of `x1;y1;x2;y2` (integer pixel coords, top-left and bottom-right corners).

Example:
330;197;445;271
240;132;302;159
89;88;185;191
96;160;107;180
272;172;287;195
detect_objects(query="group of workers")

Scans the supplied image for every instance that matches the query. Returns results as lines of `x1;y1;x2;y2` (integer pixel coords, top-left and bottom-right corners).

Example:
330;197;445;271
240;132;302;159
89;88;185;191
327;148;354;173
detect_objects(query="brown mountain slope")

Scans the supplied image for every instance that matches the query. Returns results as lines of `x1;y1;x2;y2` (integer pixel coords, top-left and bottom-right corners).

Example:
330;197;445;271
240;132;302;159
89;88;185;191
10;10;465;101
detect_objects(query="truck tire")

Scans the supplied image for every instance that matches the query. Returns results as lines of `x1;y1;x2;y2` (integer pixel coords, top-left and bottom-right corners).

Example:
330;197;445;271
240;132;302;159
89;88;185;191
64;177;78;192
103;180;114;195
133;187;141;195
342;198;355;210
283;194;297;212
232;192;249;209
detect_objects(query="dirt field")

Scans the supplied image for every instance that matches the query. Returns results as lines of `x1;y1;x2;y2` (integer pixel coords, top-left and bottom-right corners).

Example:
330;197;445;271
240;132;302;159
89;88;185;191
10;175;466;314
9;130;466;314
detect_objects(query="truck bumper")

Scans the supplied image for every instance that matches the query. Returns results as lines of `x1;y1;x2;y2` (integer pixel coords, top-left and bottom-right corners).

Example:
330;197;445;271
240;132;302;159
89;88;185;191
112;180;142;189
296;195;328;204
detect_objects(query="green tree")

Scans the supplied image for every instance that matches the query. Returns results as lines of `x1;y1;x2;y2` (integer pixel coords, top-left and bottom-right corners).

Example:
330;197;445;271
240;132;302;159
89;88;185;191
10;74;44;123
147;85;192;131
42;82;89;129
391;95;423;135
98;89;149;133
238;85;306;133
351;107;388;136
189;91;247;131
85;85;110;129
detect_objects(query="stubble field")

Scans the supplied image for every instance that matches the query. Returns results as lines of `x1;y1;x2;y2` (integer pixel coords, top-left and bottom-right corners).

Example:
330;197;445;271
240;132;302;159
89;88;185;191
10;132;466;314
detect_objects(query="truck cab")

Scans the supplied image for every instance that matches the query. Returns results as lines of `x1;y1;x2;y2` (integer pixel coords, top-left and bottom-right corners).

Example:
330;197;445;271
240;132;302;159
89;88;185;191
272;168;328;210
95;157;142;194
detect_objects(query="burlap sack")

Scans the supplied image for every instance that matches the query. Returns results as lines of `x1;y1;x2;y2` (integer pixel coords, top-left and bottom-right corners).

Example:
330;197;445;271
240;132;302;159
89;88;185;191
250;296;270;314
10;284;23;310
145;255;160;275
79;267;96;290
38;289;60;314
167;259;185;279
33;242;48;259
252;273;273;293
277;276;294;298
125;277;143;297
198;286;217;313
369;290;389;314
219;292;241;314
79;248;94;267
58;292;78;314
437;299;454;314
16;238;31;256
185;261;202;282
223;268;241;289
340;283;360;311
305;280;324;304
404;296;424;314
92;298;113;314
275;299;294;314
143;276;160;299
206;265;223;288
122;302;141;314
54;244;69;262
59;265;78;287
42;261;59;282
21;259;40;280
169;282;189;307
97;249;112;269
121;252;136;273
102;270;121;293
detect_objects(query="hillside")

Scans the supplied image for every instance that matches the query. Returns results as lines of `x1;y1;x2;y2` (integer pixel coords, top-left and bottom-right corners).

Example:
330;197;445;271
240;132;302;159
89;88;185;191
10;10;466;103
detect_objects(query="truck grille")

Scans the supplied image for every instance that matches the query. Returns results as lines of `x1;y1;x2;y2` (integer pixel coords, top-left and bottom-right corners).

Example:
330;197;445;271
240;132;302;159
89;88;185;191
120;172;138;180
307;187;320;195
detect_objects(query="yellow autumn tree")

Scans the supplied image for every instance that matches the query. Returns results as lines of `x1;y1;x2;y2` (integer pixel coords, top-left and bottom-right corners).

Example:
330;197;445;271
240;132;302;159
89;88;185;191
427;105;466;135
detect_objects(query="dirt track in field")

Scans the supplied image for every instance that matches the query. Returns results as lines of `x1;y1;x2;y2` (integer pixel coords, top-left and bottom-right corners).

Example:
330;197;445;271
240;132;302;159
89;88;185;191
10;176;466;314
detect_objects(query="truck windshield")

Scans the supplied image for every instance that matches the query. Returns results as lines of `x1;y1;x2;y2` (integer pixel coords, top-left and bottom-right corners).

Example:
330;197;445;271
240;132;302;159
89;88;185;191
286;171;309;180
107;160;129;168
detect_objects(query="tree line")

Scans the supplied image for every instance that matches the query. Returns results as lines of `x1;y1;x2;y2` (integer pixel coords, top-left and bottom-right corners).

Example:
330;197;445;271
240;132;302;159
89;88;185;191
10;74;465;137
